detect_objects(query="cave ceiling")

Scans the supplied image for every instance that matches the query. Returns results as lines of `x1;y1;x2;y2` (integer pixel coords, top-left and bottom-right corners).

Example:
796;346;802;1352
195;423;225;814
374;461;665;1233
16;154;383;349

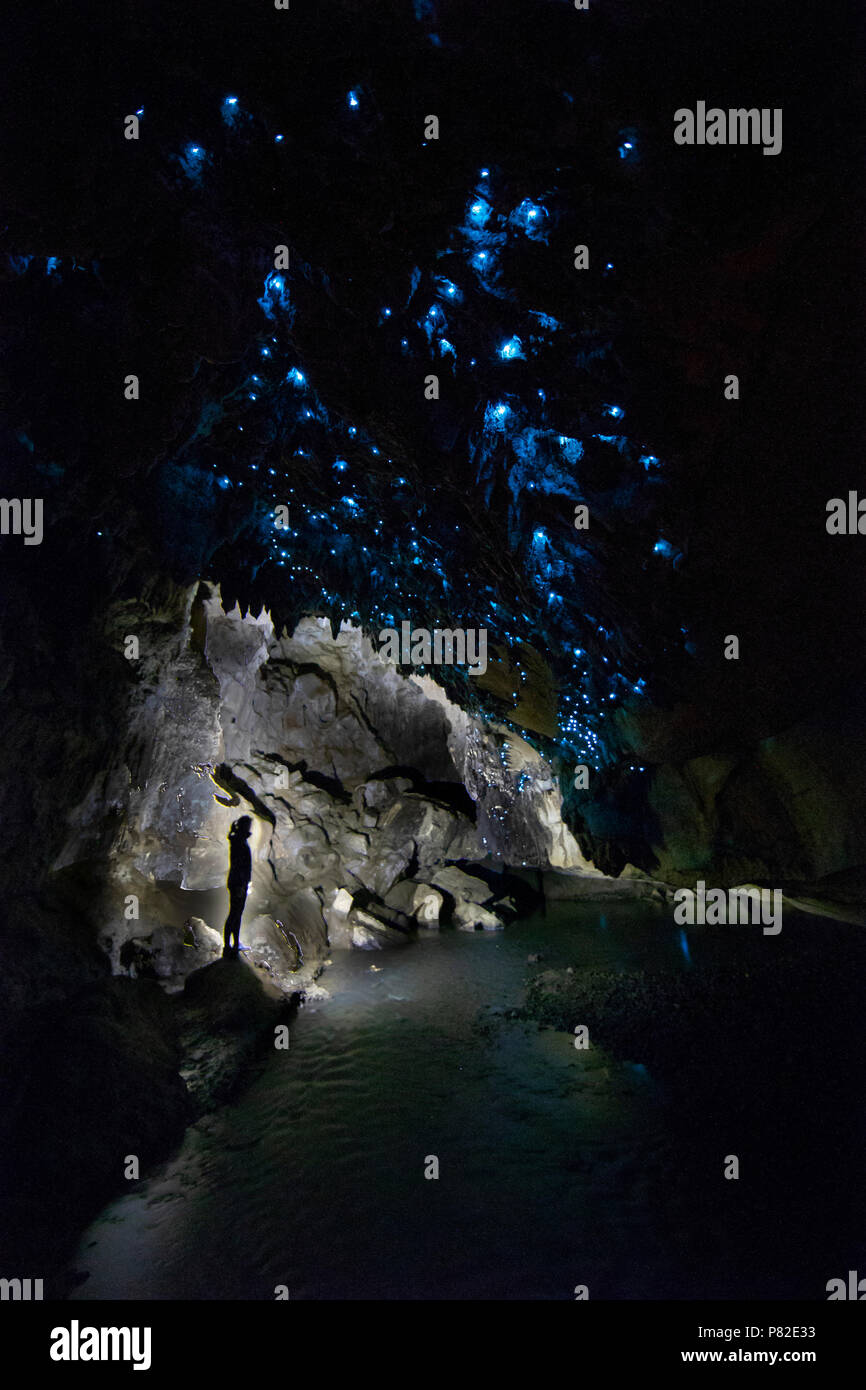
1;0;862;783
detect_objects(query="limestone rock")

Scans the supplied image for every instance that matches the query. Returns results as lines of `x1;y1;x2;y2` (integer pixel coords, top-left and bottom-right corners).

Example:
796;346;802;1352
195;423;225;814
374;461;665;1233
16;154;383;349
454;902;504;932
50;596;600;995
411;883;444;926
383;880;417;914
430;865;495;904
349;909;411;948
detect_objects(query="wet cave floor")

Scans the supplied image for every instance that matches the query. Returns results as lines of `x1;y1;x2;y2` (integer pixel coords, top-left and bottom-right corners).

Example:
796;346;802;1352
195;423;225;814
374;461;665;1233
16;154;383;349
69;901;866;1301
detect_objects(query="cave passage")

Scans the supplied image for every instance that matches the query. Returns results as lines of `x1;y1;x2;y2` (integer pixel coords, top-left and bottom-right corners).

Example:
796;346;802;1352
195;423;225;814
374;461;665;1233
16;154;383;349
69;902;866;1302
1;0;863;1332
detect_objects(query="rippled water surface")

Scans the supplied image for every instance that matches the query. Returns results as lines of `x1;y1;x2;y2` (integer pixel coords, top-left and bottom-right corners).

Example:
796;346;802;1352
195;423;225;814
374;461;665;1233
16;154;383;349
70;901;865;1300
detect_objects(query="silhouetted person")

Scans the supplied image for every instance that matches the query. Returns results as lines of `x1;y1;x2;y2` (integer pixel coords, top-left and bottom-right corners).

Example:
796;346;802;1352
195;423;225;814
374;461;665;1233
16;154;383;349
223;815;252;957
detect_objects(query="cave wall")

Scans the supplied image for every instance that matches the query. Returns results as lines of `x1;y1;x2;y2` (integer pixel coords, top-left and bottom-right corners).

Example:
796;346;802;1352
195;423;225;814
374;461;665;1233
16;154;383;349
586;695;866;892
48;579;593;984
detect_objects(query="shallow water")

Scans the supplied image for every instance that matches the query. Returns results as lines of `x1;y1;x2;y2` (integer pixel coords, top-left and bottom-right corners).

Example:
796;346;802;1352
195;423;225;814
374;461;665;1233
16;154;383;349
69;901;865;1300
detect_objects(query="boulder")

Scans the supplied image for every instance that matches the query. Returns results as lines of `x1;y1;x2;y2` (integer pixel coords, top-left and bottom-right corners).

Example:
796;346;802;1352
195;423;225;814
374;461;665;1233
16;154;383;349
454;902;504;932
349;909;412;948
322;886;355;949
384;880;417;914
412;883;444;926
362;776;413;809
276;887;329;961
243;913;302;980
358;900;413;934
351;923;381;950
352;839;415;898
179;956;296;1110
430;865;495;904
544;869;661;900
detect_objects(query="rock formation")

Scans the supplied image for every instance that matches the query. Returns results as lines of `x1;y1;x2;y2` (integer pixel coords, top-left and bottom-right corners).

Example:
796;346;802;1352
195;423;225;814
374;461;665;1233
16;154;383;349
49;583;593;988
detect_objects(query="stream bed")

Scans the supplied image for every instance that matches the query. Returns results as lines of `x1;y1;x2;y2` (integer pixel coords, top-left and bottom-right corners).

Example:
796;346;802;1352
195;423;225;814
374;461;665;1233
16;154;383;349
69;900;866;1300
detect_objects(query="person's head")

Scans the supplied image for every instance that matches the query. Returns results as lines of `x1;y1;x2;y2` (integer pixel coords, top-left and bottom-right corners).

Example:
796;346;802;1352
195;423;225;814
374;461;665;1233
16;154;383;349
230;815;253;839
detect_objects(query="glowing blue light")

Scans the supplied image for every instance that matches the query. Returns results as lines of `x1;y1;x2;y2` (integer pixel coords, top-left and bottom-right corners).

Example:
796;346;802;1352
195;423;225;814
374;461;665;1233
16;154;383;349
341;496;358;508
485;400;512;432
510;198;548;240
480;168;489;178
679;930;691;963
371;446;380;455
218;476;231;489
136;108;144;117
248;392;257;400
533;528;547;545
382;307;391;317
604;404;624;419
348;90;360;109
641;454;661;471
180;143;207;179
259;272;291;320
333;460;348;472
559;435;584;464
467;197;491;229
437;278;460;300
498;336;525;361
275;134;284;143
286;368;305;387
529;310;561;332
470;248;496;276
654;539;675;558
224;96;238;106
439;338;456;358
261;347;270;357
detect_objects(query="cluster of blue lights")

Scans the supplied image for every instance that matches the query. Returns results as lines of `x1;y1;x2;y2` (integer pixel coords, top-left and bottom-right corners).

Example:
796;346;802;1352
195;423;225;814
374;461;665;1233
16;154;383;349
126;99;677;791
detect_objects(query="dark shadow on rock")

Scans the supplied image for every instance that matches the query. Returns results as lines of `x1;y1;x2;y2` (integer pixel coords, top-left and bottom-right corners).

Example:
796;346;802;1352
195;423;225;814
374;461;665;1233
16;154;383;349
367;765;477;821
177;956;298;1113
0;976;190;1292
447;859;542;916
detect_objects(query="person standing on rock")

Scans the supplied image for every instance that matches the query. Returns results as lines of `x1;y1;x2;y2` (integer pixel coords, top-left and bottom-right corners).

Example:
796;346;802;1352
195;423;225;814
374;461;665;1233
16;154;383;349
223;816;253;957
